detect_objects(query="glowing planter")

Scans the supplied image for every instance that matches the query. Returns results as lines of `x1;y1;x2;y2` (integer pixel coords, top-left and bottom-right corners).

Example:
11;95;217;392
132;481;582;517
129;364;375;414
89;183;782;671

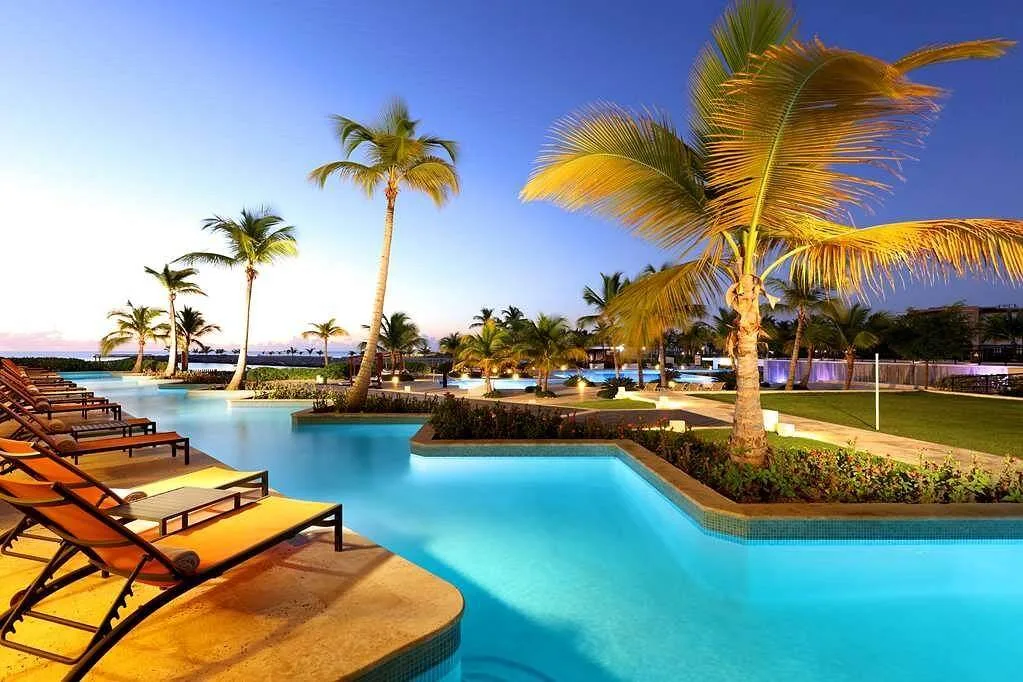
762;409;780;432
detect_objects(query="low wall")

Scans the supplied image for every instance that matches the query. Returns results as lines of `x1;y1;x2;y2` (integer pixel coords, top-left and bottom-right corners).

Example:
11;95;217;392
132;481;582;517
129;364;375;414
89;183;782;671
410;424;1023;542
761;358;1010;387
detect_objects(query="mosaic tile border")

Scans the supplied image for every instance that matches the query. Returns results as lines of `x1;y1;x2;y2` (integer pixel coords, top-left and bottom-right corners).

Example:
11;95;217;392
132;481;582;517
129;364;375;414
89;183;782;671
410;424;1023;542
354;621;461;682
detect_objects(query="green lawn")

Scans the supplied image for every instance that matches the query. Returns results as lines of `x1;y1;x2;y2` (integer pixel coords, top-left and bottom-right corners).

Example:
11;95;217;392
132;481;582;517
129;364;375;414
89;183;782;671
699;391;1023;457
692;427;840;452
570;399;655;410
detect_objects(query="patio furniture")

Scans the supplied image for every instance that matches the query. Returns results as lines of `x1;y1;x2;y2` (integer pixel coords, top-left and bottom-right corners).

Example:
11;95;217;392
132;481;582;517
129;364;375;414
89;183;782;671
0;478;341;677
105;485;259;536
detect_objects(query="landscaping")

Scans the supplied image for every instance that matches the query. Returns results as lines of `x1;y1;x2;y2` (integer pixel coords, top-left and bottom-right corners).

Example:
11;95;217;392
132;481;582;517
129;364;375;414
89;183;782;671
427;396;1023;504
698;390;1023;457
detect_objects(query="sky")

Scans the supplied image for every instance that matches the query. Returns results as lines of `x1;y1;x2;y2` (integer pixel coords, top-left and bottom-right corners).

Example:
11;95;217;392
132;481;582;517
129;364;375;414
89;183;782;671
1;0;1021;353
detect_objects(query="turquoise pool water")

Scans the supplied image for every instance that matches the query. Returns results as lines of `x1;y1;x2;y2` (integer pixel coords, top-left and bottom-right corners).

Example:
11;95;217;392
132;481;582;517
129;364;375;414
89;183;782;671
80;376;1023;681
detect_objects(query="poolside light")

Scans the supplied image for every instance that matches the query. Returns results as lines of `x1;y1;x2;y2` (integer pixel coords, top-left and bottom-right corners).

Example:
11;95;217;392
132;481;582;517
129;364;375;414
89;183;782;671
668;380;677;389
403;385;412;393
391;375;399;385
560;365;567;371
315;375;324;384
512;373;520;380
762;409;779;432
461;373;469;381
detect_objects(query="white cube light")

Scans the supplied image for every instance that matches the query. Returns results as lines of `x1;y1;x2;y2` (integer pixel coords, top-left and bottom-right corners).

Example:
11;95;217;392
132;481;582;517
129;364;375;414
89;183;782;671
776;422;796;437
669;419;687;432
403;385;412;393
315;375;324;384
762;409;780;432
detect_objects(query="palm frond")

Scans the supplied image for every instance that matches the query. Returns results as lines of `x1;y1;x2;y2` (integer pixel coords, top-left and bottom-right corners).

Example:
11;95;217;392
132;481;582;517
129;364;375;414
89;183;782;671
707;39;944;241
522;105;707;251
690;0;796;150
176;251;238;268
418;135;459;163
402;157;460;206
307;160;382;196
784;217;1023;293
893;38;1014;73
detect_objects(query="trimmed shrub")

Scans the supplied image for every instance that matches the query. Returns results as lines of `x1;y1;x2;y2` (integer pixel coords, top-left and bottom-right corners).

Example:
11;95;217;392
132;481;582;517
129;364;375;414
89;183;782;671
13;357;137;371
563;375;594;387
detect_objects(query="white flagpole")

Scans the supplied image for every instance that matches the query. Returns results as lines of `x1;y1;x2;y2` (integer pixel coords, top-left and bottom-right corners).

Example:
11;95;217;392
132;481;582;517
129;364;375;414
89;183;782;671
874;353;880;431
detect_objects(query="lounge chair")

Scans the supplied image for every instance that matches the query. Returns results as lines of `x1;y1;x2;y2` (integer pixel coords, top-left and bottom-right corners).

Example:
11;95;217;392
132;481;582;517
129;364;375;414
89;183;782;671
0;360;76;387
0;437;268;562
0;478;341;677
1;384;121;420
0;400;190;464
0;371;93;399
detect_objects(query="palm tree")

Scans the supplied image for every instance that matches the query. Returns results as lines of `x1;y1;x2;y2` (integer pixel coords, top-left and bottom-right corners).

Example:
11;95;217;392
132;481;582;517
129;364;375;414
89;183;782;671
302;318;349;367
100;301;165;372
175;306;221;371
769;278;828;390
515;314;588;393
470;307;496;328
456;321;512;394
578;272;630;377
144;264;204;378
521;0;1021;464
818;301;888;389
361;312;424;372
981;310;1023;357
630;263;705;387
439;332;462;358
309;98;459;410
797;316;835;388
178;207;298;391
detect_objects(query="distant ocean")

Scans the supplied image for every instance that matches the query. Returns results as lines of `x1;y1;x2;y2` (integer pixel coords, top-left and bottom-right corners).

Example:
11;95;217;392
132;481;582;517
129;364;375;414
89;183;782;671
2;351;120;360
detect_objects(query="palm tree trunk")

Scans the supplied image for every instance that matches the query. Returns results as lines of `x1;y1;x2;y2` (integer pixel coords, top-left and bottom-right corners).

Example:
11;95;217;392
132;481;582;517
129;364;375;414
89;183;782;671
613;347;621;378
349;180;397;410
728;274;768;465
637;354;644;389
323;339;329;368
785;309;805;391
843;348;855;390
133;340;144;373
181;336;190;371
800;345;814;388
226;270;255;391
163;295;177;378
658;335;667;388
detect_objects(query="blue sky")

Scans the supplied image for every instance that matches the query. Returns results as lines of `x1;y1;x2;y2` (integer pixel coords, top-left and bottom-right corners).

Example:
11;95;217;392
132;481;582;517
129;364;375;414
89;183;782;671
2;0;1021;351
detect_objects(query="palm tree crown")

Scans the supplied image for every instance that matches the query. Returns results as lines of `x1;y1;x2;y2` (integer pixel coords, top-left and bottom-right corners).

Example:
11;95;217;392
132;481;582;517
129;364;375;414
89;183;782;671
360;312;423;373
515;314;587;393
456;321;513;394
302;318;349;367
100;301;166;373
521;0;1021;463
818;301;889;389
175;306;221;371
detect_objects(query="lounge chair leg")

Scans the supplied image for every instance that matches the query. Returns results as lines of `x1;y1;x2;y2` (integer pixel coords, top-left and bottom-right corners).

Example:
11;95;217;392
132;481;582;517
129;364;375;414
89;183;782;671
335;507;343;552
183;439;189;465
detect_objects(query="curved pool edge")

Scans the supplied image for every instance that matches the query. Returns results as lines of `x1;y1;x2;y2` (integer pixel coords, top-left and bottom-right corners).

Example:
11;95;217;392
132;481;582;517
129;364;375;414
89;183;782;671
409;424;1023;542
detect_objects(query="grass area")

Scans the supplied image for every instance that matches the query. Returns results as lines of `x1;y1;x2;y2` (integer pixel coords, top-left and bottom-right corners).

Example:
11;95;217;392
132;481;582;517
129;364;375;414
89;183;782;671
692;427;841;452
570;399;655;410
699;391;1023;457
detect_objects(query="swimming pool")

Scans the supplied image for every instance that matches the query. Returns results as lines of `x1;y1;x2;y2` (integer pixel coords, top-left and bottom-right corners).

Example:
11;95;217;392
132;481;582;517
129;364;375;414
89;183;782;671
449;367;715;390
80;375;1023;681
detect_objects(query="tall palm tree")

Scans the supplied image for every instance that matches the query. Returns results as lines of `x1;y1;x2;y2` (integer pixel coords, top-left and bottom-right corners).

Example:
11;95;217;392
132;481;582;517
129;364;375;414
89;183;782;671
99;301;165;372
470;307;496;328
144;264;204;378
361;312;424;372
456;321;512;394
175;306;221;371
439;332;462;358
818;301;888;389
178;207;298;390
521;0;1021;464
578;272;630;377
768;278;828;390
302;318;349;368
515;314;588;393
309;98;459;410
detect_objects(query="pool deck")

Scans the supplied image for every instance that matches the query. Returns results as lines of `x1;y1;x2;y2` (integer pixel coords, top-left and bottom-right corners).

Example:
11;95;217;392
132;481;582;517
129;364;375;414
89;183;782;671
0;442;463;681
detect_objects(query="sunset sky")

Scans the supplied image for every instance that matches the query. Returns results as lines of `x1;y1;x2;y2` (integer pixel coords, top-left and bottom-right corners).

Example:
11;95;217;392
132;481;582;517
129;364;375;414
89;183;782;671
2;0;1021;352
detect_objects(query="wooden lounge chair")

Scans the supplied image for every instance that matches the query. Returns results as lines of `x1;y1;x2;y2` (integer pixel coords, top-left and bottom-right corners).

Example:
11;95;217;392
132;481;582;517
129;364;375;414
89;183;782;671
0;360;75;387
0;437;268;562
0;478;341;678
0;401;189;464
0;372;93;400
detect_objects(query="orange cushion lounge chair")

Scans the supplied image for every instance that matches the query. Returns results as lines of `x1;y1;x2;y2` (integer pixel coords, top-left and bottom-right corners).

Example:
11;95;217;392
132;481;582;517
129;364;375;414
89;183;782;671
0;400;189;464
0;360;73;385
0;372;94;401
0;478;341;678
1;385;121;421
0;437;268;562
